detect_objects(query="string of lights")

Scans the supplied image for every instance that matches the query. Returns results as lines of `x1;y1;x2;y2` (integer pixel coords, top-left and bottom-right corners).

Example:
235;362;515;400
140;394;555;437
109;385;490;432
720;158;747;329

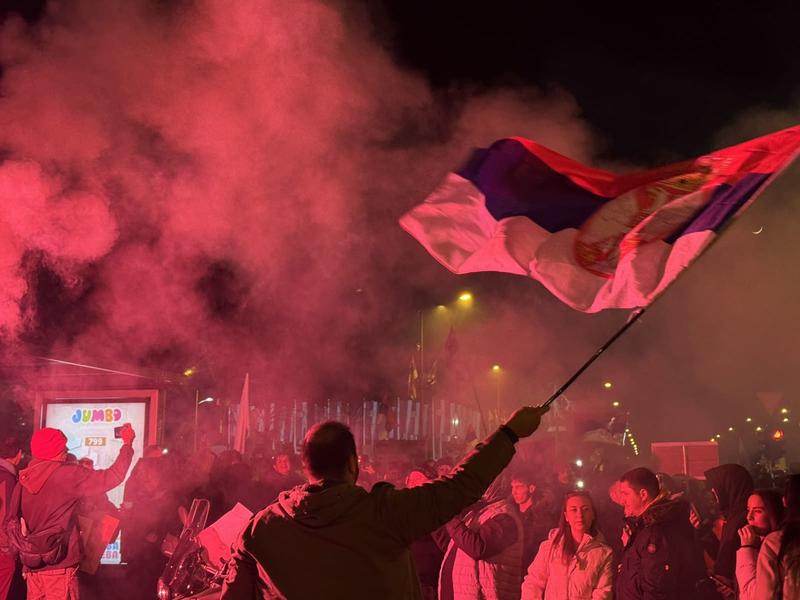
709;407;791;443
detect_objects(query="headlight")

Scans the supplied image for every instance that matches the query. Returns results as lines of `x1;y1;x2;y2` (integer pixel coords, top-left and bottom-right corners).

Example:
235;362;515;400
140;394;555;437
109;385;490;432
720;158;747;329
157;579;170;600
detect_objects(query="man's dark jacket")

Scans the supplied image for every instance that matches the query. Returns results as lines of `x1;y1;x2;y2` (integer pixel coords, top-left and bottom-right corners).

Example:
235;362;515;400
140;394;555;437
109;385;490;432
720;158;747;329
616;496;707;600
222;428;518;600
0;460;17;553
17;444;133;571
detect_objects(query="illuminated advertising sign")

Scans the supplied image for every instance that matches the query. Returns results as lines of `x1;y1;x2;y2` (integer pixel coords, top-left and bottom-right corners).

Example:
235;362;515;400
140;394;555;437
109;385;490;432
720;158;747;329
45;402;146;507
38;390;159;565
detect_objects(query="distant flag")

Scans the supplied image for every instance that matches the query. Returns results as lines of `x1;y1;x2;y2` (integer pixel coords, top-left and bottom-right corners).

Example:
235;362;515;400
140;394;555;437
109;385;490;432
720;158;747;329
426;359;438;388
444;327;459;358
407;356;419;401
233;373;250;454
401;126;800;312
757;391;783;416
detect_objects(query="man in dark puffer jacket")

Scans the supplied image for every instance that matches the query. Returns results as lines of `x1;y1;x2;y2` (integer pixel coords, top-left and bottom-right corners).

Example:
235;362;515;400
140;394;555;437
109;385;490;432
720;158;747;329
616;467;707;600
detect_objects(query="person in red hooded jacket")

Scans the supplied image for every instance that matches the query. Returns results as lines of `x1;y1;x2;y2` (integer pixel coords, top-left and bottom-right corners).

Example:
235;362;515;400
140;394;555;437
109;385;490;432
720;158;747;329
15;425;135;600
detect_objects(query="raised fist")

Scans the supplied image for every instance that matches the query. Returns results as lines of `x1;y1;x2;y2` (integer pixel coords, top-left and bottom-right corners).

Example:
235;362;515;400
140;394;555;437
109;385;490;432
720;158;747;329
119;423;136;446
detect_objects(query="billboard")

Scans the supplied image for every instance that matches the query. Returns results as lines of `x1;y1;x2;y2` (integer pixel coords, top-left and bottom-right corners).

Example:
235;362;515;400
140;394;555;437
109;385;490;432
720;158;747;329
36;389;160;564
651;441;719;478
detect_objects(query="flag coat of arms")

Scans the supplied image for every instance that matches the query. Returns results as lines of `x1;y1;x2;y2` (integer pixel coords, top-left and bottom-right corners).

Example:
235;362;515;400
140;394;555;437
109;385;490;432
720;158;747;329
400;126;800;312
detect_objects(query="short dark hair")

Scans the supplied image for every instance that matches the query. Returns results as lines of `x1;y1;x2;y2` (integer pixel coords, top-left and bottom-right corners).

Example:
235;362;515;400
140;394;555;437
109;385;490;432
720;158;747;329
302;421;357;480
620;467;660;499
0;436;21;460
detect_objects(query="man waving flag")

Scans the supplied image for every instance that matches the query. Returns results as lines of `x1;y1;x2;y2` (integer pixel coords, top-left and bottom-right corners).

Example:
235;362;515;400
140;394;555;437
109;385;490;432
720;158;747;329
400;126;800;312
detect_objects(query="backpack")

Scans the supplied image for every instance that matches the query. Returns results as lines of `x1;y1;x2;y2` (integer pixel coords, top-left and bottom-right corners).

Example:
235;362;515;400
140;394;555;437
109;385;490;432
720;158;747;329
4;482;70;569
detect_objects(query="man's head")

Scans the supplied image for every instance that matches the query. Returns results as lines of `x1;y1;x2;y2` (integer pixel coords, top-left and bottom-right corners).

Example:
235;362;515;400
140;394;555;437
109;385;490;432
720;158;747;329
0;436;23;465
510;474;536;507
30;427;68;462
618;467;660;517
273;453;291;476
302;421;358;484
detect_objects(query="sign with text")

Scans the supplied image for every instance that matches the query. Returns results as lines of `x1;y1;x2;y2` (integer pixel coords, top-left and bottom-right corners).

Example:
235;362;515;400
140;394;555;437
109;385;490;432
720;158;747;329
44;400;148;564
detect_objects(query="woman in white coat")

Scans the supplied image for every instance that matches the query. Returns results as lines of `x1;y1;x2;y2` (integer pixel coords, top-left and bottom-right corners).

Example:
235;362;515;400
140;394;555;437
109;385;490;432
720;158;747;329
520;491;614;600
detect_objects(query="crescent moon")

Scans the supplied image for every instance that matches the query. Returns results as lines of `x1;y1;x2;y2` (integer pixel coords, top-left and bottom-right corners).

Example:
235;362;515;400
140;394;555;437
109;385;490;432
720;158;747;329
752;226;764;235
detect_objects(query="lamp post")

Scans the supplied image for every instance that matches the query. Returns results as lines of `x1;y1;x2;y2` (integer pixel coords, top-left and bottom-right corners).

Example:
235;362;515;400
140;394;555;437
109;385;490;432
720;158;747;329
193;392;215;452
418;309;431;458
419;291;474;460
491;365;502;425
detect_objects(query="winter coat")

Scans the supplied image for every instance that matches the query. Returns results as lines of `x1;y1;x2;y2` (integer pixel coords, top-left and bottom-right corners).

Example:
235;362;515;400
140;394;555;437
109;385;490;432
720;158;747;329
0;458;17;554
521;528;613;600
439;498;524;600
615;496;707;600
736;543;758;600
519;505;551;570
752;530;800;600
221;427;518;600
411;532;444;594
17;444;133;571
704;464;753;580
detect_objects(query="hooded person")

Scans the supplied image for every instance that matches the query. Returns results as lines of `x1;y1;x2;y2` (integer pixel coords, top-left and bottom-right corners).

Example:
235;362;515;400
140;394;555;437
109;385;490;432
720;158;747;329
704;464;754;584
13;425;135;600
437;471;525;600
221;406;548;600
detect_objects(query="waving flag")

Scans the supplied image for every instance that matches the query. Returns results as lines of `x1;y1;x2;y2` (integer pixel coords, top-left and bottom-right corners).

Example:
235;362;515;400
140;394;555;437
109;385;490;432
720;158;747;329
401;126;800;312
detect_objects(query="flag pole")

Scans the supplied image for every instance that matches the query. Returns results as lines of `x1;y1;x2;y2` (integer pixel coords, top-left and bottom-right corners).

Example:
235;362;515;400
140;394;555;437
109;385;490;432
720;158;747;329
542;308;645;409
541;137;800;409
469;380;489;437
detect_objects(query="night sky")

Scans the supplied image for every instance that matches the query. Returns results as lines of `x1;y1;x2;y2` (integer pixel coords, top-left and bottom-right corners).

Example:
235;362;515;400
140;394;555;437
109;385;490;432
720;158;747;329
1;1;799;456
361;2;800;162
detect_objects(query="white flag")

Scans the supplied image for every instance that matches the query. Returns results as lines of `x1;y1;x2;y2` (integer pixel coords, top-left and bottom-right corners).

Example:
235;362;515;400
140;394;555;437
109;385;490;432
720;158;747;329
234;373;250;454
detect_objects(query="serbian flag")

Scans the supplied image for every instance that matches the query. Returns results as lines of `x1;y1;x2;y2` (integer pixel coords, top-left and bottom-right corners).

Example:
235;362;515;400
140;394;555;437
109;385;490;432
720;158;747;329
400;126;800;312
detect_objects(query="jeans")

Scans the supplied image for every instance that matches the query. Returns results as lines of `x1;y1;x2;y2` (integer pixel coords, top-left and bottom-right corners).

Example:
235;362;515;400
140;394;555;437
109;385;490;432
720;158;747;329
25;566;80;600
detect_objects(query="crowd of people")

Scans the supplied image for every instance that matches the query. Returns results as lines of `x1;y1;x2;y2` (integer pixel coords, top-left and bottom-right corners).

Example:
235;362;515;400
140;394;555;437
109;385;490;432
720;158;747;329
2;409;800;599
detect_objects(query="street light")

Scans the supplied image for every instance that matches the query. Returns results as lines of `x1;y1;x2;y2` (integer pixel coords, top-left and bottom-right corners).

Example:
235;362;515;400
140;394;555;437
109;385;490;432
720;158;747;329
491;364;502;424
603;382;612;389
612;401;620;408
193;391;215;451
420;292;476;459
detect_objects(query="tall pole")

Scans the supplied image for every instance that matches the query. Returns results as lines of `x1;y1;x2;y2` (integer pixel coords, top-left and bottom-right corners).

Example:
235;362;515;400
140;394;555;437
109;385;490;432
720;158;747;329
495;375;501;424
542;308;645;409
193;389;200;452
419;310;433;459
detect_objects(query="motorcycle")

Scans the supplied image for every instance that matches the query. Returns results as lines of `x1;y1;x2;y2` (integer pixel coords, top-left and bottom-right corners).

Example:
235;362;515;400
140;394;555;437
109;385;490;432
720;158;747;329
157;499;224;600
